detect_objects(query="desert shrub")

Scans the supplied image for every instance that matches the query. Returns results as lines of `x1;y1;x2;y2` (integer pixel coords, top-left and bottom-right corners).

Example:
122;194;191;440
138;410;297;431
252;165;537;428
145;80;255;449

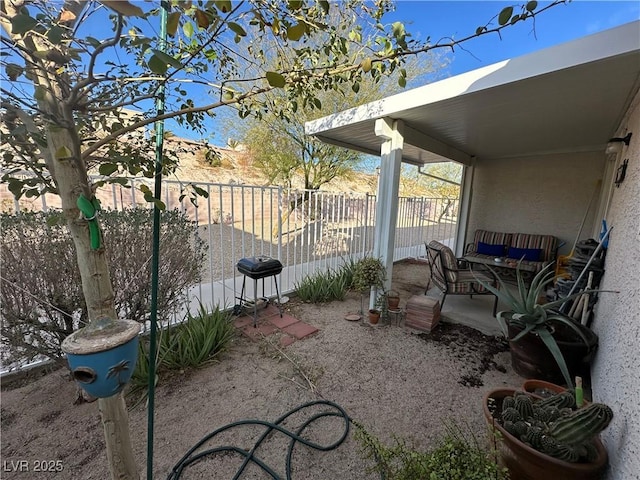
129;304;235;396
354;421;509;480
159;304;234;369
351;256;386;292
294;265;351;303
0;208;206;367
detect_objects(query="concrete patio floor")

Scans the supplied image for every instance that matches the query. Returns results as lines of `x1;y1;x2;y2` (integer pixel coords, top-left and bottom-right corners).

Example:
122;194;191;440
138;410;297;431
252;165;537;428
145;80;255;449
425;286;504;337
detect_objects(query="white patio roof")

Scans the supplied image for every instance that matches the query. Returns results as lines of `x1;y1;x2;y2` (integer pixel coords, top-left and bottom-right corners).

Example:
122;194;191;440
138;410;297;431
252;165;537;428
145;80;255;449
305;21;640;167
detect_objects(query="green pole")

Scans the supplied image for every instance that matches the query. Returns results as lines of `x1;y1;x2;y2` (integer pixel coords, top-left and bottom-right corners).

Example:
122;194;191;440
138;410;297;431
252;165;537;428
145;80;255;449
147;2;169;479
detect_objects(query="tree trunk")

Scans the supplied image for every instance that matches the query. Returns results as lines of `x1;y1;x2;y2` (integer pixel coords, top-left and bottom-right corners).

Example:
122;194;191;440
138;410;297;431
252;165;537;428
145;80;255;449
99;393;139;480
45;125;140;480
3;0;141;468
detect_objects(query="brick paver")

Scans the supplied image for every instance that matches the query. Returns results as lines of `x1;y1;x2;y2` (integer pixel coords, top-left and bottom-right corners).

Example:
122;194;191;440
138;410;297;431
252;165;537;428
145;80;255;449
283;321;319;340
267;314;299;329
234;306;319;345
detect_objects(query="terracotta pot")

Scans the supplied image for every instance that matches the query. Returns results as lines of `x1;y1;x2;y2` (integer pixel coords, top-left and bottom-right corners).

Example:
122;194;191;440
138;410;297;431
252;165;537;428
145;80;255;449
522;379;591;406
522;379;566;397
483;388;608;480
507;320;598;385
368;309;380;325
387;295;400;310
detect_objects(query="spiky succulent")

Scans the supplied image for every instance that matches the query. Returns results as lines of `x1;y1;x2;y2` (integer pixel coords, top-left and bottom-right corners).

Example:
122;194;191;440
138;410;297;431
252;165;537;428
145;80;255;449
496;390;613;463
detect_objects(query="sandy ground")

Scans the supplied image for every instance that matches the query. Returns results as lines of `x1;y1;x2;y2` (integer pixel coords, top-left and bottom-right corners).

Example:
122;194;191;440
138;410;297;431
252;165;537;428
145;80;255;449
0;262;521;479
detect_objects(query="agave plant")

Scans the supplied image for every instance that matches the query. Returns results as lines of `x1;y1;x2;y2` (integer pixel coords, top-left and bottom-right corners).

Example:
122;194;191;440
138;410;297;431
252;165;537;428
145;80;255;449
477;262;599;387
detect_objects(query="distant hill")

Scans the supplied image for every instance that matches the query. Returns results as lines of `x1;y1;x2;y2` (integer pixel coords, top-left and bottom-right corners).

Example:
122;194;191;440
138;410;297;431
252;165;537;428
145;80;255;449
164;136;436;197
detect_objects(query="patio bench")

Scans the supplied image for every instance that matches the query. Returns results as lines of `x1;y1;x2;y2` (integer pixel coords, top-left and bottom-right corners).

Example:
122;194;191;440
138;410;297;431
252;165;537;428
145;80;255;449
464;229;558;276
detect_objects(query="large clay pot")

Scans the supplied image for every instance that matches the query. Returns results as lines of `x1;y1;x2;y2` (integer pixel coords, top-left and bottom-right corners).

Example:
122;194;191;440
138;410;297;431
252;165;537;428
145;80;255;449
508;318;598;385
483;388;608;480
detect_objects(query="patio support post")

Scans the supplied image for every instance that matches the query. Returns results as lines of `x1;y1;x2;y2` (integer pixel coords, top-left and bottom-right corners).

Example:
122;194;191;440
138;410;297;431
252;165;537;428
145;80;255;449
371;118;404;308
454;162;475;256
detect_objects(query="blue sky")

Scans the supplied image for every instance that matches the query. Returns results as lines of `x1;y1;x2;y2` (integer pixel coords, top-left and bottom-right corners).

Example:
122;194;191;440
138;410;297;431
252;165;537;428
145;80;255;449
72;1;639;143
388;1;639;77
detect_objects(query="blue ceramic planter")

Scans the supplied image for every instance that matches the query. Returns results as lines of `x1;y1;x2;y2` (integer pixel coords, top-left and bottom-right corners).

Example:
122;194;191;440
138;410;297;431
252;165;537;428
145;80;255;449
62;319;140;398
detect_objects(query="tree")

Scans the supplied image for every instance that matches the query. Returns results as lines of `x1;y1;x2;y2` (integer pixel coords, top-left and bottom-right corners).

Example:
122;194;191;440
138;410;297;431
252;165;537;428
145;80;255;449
224;17;442;191
0;1;567;478
400;162;463;199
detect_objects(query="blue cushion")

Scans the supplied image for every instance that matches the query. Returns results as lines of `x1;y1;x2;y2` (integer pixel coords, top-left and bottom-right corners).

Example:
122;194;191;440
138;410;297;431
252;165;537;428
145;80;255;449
508;246;542;262
477;242;505;256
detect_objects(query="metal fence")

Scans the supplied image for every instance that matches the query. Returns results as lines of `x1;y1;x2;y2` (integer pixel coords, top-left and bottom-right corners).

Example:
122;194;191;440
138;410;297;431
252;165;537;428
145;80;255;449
1;178;459;313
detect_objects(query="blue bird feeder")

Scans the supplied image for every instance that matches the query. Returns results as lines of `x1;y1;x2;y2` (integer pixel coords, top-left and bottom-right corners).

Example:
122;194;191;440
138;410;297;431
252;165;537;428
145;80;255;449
61;318;140;398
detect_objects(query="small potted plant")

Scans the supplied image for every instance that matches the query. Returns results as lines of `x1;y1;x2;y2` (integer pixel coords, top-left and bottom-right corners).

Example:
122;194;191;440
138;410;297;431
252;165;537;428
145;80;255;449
352;257;386;321
476;263;600;387
484;387;612;480
386;289;400;310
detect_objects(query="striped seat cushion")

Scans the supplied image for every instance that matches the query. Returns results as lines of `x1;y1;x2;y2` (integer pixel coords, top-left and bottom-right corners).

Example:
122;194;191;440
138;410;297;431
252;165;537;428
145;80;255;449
473;230;512;251
511;233;557;262
427;240;458;283
448;270;493;293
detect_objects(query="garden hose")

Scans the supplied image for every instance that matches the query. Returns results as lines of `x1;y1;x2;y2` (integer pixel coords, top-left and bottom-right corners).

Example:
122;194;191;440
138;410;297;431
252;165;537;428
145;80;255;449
166;399;382;480
76;194;102;250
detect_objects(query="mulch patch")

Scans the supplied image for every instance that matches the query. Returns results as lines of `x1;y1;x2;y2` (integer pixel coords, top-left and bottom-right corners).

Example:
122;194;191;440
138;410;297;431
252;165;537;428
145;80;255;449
419;322;509;388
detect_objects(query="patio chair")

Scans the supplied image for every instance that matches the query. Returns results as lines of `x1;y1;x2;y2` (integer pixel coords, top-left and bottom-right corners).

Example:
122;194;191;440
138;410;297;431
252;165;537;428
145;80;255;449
425;240;498;316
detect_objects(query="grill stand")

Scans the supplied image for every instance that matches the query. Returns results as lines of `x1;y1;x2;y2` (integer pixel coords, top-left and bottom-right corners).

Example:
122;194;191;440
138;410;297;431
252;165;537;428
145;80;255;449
236;257;284;328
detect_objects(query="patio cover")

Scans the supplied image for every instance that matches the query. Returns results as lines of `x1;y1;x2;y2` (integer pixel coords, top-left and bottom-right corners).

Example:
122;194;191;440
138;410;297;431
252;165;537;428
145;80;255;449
305;21;640;296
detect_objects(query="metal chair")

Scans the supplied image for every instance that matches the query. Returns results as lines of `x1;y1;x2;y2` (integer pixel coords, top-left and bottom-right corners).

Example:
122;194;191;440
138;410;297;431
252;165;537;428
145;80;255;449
425;240;498;316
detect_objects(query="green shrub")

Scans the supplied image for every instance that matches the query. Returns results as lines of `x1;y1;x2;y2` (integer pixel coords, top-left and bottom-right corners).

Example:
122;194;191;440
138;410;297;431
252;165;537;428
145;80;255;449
354;421;509;480
0;208;206;366
159;304;235;369
352;256;386;292
294;266;351;303
128;304;235;398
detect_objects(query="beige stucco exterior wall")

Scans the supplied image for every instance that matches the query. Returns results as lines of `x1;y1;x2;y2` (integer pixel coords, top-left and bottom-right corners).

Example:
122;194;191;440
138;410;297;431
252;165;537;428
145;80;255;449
466;152;605;254
591;88;640;480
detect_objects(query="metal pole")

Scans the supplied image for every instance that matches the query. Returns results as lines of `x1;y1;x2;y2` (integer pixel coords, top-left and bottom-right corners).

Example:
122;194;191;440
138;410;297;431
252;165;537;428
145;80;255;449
147;2;168;479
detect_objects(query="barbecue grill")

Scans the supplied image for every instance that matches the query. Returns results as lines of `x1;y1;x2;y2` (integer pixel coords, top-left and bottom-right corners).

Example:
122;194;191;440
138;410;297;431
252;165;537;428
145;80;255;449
236;256;283;327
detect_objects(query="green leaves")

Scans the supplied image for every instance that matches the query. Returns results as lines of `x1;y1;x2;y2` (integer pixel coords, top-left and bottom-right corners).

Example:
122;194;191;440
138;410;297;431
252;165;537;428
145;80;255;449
5;63;23;81
10;14;38;35
139;184;166;210
287;22;306;41
99;163;119;176
266;71;286;88
498;6;514;26
166;11;181;36
46;26;64;44
214;1;232;13
148;50;182;74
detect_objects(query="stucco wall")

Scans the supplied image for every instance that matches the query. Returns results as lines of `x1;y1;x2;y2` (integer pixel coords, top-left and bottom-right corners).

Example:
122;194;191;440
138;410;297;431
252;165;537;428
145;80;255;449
467;152;605;255
592;88;640;480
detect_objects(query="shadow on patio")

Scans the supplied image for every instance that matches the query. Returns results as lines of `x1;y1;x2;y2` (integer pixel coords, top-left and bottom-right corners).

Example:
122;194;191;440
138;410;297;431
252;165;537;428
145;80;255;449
391;259;503;337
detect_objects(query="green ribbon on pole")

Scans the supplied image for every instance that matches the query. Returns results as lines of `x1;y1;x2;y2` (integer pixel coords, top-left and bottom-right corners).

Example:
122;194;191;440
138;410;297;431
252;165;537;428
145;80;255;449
77;194;102;250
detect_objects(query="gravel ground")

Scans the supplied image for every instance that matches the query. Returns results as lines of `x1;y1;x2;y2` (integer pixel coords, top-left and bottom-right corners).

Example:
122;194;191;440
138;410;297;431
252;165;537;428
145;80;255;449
0;261;520;479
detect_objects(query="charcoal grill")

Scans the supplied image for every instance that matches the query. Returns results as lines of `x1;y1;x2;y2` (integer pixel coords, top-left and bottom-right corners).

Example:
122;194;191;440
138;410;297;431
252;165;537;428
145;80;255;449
236;256;283;327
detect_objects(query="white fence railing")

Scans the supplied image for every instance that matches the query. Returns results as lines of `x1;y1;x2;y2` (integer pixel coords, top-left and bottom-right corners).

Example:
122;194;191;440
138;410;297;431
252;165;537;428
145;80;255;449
1;178;459;313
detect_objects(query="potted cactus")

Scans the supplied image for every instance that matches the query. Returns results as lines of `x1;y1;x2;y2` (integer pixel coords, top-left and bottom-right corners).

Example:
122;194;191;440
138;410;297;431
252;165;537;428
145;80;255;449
483;388;612;480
